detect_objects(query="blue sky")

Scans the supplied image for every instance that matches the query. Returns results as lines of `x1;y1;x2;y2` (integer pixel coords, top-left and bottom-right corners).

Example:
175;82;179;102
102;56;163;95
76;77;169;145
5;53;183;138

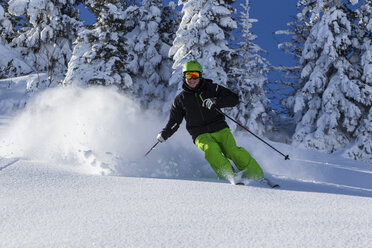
247;0;299;110
248;0;298;68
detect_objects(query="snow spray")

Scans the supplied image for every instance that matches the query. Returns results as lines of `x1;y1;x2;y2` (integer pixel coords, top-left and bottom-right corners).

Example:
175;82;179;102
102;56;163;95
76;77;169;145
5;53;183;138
0;86;212;178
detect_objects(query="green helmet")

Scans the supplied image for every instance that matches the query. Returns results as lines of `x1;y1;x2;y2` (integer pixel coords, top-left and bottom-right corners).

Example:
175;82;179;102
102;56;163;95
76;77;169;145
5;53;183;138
182;60;202;73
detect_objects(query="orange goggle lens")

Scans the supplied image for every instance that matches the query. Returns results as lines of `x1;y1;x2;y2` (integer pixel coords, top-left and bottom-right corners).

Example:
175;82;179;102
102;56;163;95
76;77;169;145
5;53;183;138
185;71;200;80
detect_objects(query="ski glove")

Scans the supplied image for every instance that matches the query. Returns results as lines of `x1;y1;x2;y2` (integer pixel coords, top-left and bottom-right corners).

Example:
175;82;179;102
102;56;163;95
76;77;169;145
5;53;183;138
202;98;216;110
157;132;165;143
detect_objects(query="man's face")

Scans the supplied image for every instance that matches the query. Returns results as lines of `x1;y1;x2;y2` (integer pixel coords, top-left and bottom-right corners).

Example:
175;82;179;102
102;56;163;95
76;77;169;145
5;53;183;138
185;78;200;88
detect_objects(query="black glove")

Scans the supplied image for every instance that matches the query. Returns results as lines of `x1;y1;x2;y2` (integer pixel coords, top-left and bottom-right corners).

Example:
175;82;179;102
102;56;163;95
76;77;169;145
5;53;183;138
157;132;165;143
202;98;216;110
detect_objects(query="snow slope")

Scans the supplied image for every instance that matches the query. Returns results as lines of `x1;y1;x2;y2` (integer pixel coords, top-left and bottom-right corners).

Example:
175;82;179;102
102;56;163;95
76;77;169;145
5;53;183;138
0;86;372;247
1;158;371;248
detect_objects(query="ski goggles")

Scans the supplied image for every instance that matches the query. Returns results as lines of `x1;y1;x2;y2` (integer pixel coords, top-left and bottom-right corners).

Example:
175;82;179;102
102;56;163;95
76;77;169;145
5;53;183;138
184;71;200;80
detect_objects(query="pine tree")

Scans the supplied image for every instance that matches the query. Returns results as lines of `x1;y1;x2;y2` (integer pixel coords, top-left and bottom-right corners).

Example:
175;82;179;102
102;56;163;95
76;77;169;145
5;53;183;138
1;3;14;78
159;1;179;48
229;0;270;135
8;0;81;87
0;2;33;78
121;0;137;9
123;0;177;111
64;0;132;91
275;0;348;115
345;0;372;163
291;0;368;154
0;1;14;43
158;1;180;110
169;0;237;89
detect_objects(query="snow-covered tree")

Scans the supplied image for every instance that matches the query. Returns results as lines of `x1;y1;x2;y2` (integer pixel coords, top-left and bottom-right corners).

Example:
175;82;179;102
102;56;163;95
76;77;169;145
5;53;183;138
8;0;81;87
159;1;179;48
276;0;353;115
1;3;14;78
169;0;237;90
292;1;369;154
0;1;14;43
64;0;132;90
121;0;137;9
228;0;270;135
0;2;33;78
123;0;177;111
345;0;372;163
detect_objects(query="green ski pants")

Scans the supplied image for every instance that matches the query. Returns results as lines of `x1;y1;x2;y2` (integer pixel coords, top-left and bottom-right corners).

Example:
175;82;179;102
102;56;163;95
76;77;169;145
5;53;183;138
195;128;264;181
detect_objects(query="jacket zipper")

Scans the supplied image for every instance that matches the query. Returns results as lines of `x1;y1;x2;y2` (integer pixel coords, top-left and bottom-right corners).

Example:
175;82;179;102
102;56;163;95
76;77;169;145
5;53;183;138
195;92;206;122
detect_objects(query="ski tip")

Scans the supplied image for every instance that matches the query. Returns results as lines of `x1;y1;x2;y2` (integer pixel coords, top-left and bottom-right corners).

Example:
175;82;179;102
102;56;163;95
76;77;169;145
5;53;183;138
233;179;280;188
235;182;245;186
260;178;280;189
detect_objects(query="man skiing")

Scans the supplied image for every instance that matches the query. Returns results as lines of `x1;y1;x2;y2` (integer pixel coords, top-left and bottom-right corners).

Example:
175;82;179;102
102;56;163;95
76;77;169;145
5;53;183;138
157;60;264;184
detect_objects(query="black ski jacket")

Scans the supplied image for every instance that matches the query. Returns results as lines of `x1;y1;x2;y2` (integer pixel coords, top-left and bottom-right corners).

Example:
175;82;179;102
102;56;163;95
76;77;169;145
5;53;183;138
161;78;239;142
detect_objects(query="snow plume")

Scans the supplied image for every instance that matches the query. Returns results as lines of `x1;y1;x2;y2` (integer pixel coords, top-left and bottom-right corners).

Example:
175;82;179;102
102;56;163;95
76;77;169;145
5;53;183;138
0;86;210;178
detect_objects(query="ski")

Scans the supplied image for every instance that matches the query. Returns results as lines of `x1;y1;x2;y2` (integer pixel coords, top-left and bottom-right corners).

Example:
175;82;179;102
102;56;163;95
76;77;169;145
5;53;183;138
235;178;280;188
260;178;280;188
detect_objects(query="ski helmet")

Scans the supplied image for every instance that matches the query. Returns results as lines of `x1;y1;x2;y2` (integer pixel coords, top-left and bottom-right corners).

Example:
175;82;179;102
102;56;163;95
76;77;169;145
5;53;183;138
182;61;202;73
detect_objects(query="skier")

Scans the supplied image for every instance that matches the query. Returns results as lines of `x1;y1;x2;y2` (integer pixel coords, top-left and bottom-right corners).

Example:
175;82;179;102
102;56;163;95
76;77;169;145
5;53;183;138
157;60;264;184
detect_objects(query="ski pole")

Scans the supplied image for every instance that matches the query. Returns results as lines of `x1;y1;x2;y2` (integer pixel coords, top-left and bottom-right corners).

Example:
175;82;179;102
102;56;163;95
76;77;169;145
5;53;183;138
214;107;290;160
144;141;160;157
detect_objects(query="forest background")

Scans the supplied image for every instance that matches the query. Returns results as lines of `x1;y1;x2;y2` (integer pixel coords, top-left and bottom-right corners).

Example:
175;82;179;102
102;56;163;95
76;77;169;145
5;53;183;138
0;0;371;164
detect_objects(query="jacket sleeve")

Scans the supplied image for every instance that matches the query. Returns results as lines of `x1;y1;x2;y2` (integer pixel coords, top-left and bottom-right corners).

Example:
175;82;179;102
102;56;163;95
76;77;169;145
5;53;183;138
161;96;184;140
214;84;239;108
